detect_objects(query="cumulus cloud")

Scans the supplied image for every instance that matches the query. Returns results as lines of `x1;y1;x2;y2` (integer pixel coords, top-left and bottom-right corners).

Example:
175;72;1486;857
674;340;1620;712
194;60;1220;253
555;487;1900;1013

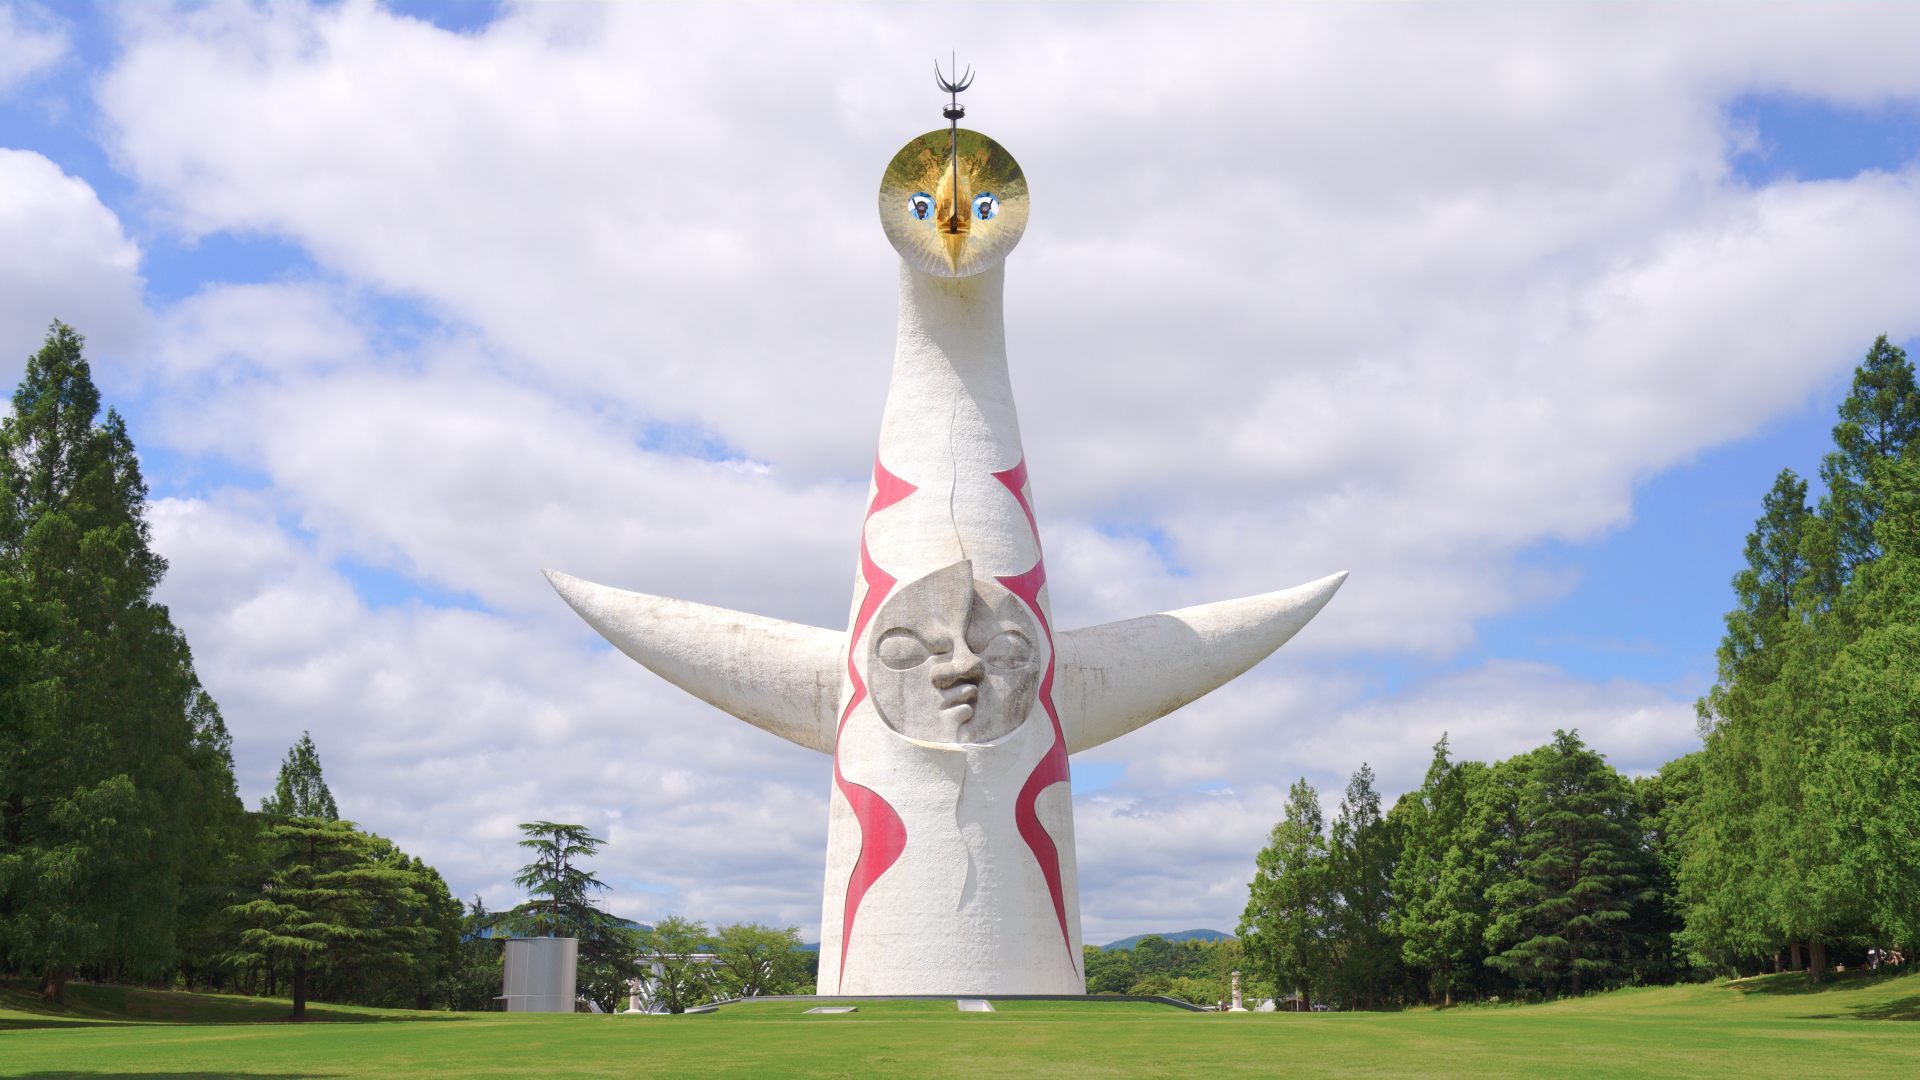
77;3;1920;935
0;3;67;95
0;150;147;379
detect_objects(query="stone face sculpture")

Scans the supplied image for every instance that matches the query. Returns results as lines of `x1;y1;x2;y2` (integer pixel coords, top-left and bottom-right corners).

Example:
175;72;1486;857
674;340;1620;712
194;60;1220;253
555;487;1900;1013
545;96;1345;995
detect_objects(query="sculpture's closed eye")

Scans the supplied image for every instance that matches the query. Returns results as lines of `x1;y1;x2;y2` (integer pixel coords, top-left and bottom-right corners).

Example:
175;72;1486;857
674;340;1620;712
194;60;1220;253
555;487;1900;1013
876;629;934;670
980;629;1032;670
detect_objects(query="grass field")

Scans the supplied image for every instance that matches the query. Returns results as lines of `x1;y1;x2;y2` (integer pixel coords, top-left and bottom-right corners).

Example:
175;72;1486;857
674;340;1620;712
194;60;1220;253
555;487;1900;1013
4;971;1918;1079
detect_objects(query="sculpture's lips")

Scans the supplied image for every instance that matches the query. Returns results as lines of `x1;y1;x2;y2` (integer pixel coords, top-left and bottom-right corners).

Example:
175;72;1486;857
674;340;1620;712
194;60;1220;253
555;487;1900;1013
941;682;979;725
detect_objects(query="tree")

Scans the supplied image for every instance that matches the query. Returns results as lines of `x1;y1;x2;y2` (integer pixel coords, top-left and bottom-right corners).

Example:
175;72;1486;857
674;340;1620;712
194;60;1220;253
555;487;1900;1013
502;821;614;938
1239;779;1330;1008
634;916;716;1014
1810;448;1920;952
439;897;505;1011
1327;764;1399;1008
1711;470;1810;687
1483;731;1648;997
228;817;431;1020
501;821;631;1012
260;732;339;820
577;923;644;1014
1817;335;1920;581
1391;737;1490;1004
712;922;806;999
0;322;243;1001
1082;944;1135;994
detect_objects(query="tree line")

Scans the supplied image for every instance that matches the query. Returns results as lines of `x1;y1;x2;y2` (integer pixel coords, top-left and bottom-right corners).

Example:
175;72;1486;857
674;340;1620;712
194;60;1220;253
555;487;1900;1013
0;324;812;1016
1238;336;1920;1007
1082;934;1243;1007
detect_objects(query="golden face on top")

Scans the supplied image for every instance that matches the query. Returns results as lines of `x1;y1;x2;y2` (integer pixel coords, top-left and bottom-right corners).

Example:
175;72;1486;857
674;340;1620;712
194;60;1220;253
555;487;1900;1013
878;128;1029;278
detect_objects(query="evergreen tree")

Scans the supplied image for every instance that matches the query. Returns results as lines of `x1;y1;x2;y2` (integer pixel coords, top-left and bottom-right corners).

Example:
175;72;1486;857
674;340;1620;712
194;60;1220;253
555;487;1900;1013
1484;731;1647;997
1810;448;1920;951
1390;737;1491;1004
502;821;615;938
260;732;339;821
1327;763;1399;1008
439;896;505;1011
1238;779;1330;1008
0;322;242;1000
228;817;431;1020
1816;335;1920;581
1712;469;1810;688
503;820;631;1011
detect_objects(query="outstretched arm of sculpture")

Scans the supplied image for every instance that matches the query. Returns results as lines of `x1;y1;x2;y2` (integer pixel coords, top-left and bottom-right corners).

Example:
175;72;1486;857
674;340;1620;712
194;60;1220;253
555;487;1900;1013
543;569;843;754
1053;571;1348;754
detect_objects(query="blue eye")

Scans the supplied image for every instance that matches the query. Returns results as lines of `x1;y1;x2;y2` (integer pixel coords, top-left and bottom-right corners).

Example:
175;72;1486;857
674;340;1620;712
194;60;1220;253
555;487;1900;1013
973;193;998;220
908;192;934;221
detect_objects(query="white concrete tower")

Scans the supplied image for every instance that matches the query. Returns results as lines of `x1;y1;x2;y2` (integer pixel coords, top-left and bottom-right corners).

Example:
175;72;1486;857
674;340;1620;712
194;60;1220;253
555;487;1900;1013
544;75;1346;996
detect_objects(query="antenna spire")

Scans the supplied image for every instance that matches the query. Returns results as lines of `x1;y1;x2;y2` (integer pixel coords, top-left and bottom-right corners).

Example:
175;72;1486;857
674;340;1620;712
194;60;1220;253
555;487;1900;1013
934;54;974;234
935;52;973;121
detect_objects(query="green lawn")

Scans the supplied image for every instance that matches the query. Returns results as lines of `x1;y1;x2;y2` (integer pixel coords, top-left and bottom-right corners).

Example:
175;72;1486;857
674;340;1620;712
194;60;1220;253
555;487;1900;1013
3;972;1918;1078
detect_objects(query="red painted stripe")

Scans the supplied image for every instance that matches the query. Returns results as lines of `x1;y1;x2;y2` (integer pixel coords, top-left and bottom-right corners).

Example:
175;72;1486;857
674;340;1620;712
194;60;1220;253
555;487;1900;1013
995;462;1077;972
832;457;917;989
992;460;1037;540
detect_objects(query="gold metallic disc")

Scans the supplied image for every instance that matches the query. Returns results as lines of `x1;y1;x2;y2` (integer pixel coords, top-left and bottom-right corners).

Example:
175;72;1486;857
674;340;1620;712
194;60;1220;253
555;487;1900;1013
879;129;1029;278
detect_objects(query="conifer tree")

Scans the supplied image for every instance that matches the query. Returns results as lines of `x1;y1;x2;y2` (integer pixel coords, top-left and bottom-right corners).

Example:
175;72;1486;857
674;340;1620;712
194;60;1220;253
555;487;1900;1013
1239;779;1330;1008
1810;448;1920;951
1390;737;1491;1004
260;732;340;821
1484;732;1646;997
1817;335;1920;582
228;818;430;1020
1327;764;1399;1008
0;322;242;1001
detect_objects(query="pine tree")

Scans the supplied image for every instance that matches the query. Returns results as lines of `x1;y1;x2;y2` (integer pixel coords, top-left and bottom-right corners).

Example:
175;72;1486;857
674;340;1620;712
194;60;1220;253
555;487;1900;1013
503;821;614;938
227;818;430;1020
0;322;242;1001
1484;731;1647;997
1238;779;1330;1008
260;732;340;820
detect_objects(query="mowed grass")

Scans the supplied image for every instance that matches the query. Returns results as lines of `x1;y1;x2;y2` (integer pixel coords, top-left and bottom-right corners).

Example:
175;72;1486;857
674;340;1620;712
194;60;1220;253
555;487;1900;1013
3;972;1919;1079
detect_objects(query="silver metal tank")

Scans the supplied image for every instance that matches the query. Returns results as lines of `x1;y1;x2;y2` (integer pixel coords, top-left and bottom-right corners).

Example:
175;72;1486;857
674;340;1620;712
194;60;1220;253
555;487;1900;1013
499;936;578;1012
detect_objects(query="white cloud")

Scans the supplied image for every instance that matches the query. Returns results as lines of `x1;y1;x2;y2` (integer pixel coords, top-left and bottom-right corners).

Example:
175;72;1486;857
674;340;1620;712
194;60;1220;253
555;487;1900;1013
0;150;147;380
0;3;67;95
82;3;1920;935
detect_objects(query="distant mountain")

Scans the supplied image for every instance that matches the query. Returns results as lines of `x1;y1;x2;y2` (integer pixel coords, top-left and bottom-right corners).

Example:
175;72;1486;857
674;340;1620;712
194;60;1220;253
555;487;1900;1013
1100;929;1232;951
474;917;651;940
792;931;1236;954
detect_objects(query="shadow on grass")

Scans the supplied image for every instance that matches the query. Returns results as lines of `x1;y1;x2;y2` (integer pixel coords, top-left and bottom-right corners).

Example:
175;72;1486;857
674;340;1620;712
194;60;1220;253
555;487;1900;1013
1726;968;1920;1020
1;980;476;1030
1728;969;1903;997
18;1073;341;1079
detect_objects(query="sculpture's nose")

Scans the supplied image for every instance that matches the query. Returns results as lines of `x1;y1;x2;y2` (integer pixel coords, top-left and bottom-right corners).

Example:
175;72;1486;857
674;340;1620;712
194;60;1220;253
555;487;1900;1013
933;640;985;688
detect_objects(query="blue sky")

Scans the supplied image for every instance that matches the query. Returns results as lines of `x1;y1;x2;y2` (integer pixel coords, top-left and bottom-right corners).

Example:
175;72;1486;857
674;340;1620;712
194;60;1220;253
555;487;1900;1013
4;2;1919;938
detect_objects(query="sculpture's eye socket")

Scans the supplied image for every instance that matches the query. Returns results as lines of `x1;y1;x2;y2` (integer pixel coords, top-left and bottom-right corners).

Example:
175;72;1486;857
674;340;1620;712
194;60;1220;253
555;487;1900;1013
877;629;933;670
908;193;934;221
973;193;999;221
980;630;1032;671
